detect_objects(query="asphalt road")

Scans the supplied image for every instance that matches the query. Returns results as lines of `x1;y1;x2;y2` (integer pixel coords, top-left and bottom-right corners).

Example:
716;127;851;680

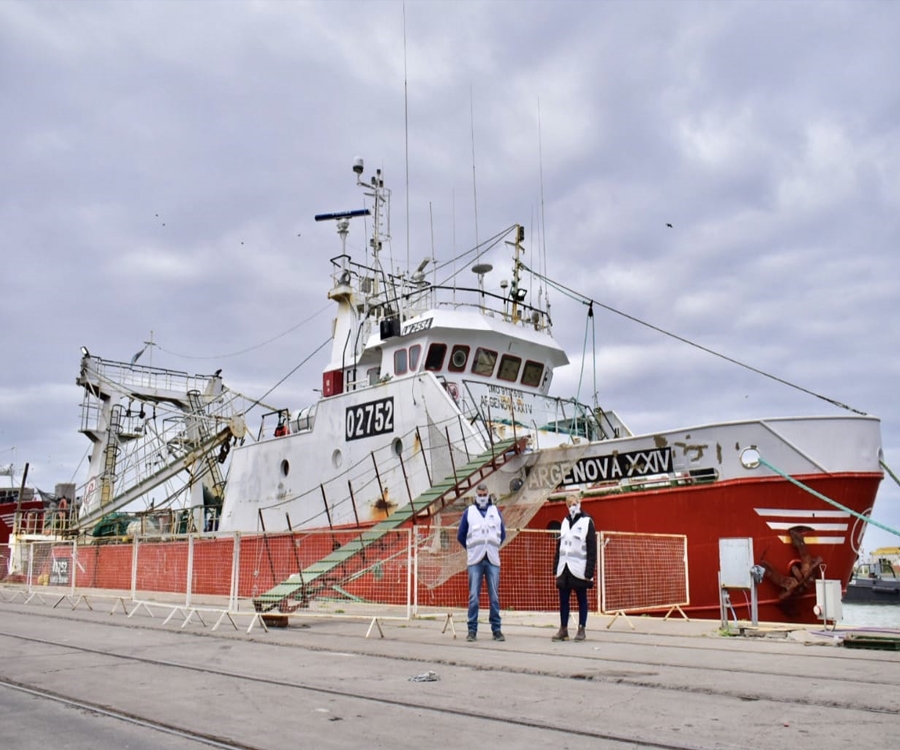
1;597;898;750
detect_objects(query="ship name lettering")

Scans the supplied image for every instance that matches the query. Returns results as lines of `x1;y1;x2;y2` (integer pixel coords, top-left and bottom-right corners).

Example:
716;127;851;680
345;397;395;441
480;389;532;415
526;461;571;490
559;448;673;487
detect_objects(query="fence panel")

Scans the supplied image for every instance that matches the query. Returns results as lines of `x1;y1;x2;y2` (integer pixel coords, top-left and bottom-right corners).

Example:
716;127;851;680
235;528;412;618
73;542;135;591
600;531;689;614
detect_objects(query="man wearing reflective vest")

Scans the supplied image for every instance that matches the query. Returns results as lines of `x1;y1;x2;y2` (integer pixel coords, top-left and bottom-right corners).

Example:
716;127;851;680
457;483;506;642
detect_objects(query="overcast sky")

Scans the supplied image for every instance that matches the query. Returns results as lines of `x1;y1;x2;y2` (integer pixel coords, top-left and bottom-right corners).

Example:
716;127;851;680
2;0;898;553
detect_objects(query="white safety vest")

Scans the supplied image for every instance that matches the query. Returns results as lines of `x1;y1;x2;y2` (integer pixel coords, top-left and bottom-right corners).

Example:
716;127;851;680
556;515;591;579
465;504;503;567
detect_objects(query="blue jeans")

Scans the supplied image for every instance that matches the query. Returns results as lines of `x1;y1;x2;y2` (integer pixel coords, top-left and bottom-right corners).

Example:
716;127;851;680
467;557;501;634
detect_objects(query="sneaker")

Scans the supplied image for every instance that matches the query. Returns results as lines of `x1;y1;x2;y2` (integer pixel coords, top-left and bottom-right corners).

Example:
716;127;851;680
492;631;505;642
466;631;476;642
574;626;586;641
551;627;569;641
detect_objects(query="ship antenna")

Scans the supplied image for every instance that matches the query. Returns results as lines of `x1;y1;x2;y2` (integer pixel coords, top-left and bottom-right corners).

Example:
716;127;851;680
452;187;457;305
403;1;410;275
429;200;436;290
470;85;480;260
538;97;550;319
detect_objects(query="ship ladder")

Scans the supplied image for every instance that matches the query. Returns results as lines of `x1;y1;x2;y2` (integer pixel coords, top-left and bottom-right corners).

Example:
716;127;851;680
252;436;527;616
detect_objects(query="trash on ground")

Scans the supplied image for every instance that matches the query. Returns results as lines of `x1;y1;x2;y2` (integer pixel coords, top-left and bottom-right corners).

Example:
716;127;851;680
409;670;440;682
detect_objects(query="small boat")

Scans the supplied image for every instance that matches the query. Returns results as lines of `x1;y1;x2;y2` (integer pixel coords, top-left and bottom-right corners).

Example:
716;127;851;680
843;558;900;605
0;464;47;549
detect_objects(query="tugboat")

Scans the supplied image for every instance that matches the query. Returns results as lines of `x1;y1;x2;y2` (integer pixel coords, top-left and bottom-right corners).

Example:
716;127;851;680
844;557;900;605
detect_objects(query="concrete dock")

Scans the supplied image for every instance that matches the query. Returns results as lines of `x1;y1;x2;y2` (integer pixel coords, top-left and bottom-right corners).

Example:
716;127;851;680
1;593;898;749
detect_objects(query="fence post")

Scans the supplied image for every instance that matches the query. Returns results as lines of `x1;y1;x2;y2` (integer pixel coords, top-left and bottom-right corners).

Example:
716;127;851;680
131;537;139;601
186;534;194;608
68;541;76;598
229;532;241;612
25;542;33;593
407;528;413;620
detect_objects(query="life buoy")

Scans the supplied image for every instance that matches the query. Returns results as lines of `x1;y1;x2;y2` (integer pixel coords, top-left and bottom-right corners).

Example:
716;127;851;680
445;382;460;402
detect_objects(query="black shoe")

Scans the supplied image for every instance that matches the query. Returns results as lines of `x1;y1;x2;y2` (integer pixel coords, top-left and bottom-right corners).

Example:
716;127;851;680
492;631;505;642
466;631;476;642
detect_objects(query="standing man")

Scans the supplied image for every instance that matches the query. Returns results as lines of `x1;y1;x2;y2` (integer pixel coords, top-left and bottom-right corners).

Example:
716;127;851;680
552;495;597;641
457;483;506;642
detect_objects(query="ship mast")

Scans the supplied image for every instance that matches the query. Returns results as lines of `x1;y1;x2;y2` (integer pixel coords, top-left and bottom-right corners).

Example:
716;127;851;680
316;158;393;397
507;224;527;324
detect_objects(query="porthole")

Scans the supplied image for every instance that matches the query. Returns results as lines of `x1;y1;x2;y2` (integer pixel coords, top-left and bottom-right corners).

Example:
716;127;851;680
448;345;470;372
332;449;343;469
392;438;403;457
280;459;290;477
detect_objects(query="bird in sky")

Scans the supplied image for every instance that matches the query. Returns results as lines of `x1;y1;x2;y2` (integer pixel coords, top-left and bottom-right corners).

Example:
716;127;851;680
666;223;673;228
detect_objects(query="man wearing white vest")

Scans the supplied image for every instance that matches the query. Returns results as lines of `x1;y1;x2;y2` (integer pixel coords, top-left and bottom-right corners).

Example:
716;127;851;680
456;483;506;642
552;495;597;641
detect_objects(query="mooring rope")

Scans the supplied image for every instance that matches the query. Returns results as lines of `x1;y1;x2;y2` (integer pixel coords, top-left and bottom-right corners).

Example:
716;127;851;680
757;456;900;539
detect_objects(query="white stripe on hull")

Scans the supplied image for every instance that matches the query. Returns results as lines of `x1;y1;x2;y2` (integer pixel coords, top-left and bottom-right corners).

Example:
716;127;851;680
754;508;850;518
765;522;848;531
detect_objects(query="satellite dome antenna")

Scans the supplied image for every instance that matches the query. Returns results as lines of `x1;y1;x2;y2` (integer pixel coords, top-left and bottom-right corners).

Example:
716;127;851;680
472;262;492;311
471;262;492;290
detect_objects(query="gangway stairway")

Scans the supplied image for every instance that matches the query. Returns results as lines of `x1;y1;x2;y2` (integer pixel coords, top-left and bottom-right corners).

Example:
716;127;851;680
252;436;527;614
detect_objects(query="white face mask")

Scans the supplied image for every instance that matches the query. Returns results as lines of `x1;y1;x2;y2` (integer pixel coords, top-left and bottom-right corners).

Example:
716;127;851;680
568;503;581;518
475;494;489;509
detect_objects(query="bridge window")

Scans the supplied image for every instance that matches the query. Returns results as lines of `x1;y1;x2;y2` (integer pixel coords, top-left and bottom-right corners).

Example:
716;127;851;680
497;354;522;382
448;345;470;372
424;343;446;371
409;344;422;372
394;348;408;375
521;360;544;387
472;347;497;376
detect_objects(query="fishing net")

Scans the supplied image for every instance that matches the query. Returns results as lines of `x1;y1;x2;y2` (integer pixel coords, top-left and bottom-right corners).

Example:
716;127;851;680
415;442;590;589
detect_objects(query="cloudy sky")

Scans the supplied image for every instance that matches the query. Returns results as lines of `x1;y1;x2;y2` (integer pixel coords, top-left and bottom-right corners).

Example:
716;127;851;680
2;0;898;552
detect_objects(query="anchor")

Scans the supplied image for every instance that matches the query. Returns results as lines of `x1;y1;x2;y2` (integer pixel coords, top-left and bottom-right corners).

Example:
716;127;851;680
759;527;823;600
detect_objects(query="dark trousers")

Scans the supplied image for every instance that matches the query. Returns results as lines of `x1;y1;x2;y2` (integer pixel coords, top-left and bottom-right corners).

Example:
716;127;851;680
559;586;589;628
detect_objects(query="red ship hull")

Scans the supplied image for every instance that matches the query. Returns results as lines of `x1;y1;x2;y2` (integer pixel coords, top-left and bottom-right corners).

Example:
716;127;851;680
54;471;879;625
